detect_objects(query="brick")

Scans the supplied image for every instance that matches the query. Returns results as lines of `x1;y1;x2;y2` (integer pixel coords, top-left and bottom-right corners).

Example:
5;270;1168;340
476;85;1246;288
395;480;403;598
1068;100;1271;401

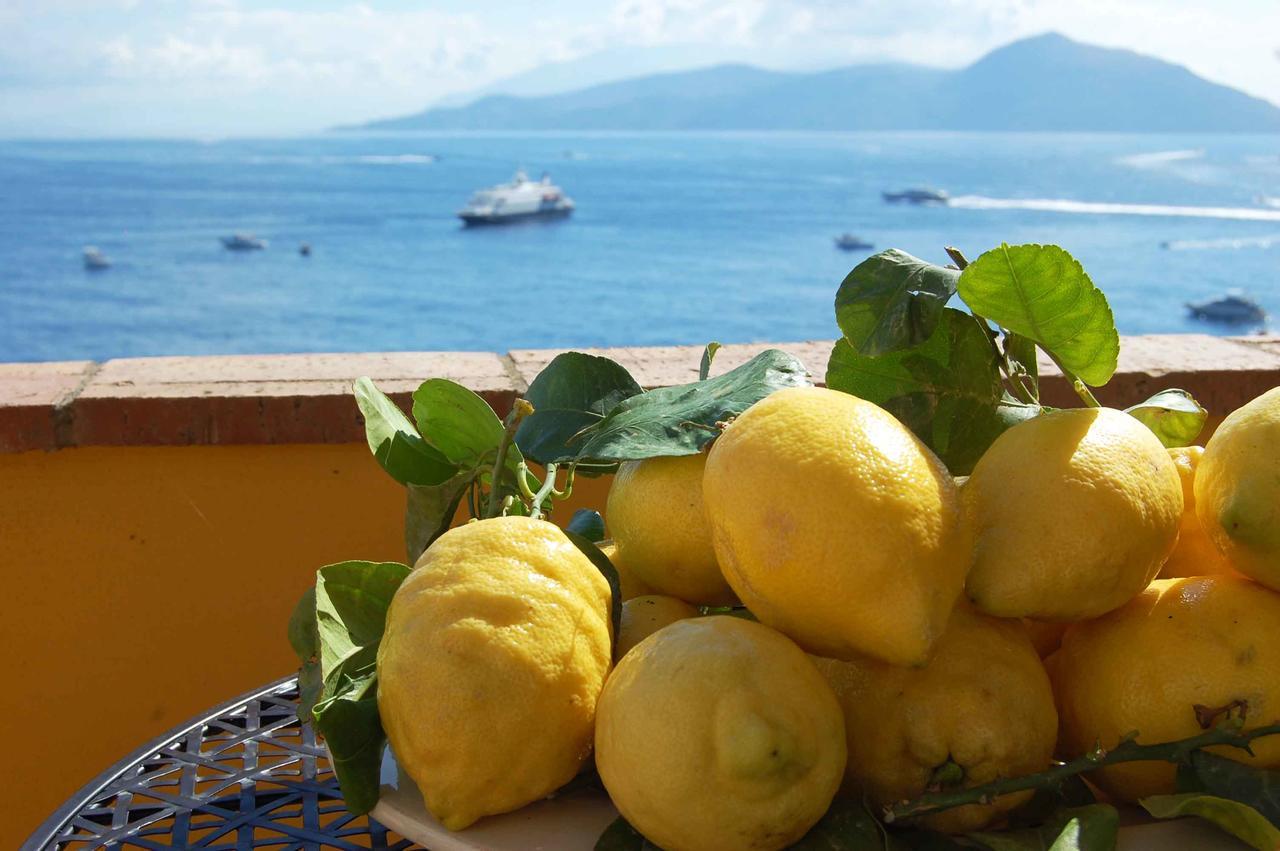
0;362;95;452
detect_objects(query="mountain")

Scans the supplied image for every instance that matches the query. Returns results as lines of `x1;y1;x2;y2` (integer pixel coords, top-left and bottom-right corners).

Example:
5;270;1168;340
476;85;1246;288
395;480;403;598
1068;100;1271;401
349;34;1280;133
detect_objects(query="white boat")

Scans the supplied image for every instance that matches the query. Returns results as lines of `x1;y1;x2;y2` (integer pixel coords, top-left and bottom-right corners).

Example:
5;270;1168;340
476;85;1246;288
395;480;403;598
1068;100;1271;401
458;171;574;226
83;246;111;270
1186;291;1267;323
221;233;267;250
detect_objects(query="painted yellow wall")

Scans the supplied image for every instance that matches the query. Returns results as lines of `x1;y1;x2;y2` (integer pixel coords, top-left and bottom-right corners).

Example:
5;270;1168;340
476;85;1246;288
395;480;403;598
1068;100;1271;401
0;443;611;847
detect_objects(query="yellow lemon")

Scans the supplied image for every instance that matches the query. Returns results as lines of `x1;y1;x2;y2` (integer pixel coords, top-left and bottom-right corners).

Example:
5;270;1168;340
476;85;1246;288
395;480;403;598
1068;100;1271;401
703;386;969;666
813;605;1057;834
617;594;699;658
607;453;735;605
595;616;846;851
598;541;654;600
1159;446;1234;578
1197;387;1280;590
1048;575;1280;801
377;516;612;830
965;407;1181;621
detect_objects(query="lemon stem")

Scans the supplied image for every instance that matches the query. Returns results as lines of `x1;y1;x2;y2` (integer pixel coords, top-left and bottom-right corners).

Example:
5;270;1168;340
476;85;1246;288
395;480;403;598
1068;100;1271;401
486;398;534;519
528;463;560;520
885;717;1280;824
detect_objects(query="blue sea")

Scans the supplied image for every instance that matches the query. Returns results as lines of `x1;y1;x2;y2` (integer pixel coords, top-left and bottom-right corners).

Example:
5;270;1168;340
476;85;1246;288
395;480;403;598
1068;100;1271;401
1;132;1278;363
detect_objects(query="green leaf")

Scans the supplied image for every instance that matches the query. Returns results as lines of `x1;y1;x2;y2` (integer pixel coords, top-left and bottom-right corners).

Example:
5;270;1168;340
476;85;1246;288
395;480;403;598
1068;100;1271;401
1125;389;1208;448
970;804;1118;851
957;244;1119;387
1178;750;1280;826
566;509;607;543
573;349;811;462
594;816;662;850
835;249;960;356
700;342;722;380
515;352;644;466
287;587;323;721
315;560;411;685
404;470;477;564
353;377;457;486
1141;793;1280;851
411;378;520;471
311;649;384;815
790;797;906;849
827;310;1039;475
564;529;623;659
1007;777;1098;828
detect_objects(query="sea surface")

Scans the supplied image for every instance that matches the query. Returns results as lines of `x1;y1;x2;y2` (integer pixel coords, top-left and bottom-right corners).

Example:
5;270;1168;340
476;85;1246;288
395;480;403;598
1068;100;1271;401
1;132;1278;363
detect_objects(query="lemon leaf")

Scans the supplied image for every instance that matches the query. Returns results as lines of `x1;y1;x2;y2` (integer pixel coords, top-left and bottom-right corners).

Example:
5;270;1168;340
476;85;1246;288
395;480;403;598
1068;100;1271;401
1177;751;1280;827
405;470;477;563
573;349;811;462
1125;389;1208;448
566;508;606;543
1141;793;1280;850
700;341;722;380
565;530;623;659
594;816;662;850
790;797;910;849
969;804;1118;851
412;378;520;472
827;309;1039;475
515;352;644;467
353;376;457;486
957;244;1119;387
835;249;960;356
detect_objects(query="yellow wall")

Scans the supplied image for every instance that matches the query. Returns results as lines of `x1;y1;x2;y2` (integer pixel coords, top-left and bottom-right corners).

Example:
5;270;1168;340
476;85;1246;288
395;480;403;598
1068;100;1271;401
0;443;611;847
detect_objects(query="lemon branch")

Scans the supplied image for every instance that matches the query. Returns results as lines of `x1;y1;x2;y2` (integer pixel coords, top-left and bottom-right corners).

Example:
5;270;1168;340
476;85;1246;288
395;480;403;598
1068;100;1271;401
945;245;1038;407
485;398;534;518
885;719;1280;824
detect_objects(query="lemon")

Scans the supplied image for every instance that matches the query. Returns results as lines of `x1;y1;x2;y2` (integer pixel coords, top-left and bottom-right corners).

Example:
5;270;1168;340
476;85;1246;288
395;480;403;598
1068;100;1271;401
598;541;654;600
607;453;735;605
377;516;612;830
965;407;1182;621
703;386;969;666
1159;446;1234;578
1197;387;1280;590
617;594;699;658
1048;575;1280;801
813;604;1057;834
595;616;846;851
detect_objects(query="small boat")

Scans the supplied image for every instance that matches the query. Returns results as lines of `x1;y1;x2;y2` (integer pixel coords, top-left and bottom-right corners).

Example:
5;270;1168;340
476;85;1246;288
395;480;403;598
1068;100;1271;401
83;246;111;270
882;188;950;205
299;243;312;257
458;171;574;226
221;233;267;250
834;234;874;251
1186;291;1267;323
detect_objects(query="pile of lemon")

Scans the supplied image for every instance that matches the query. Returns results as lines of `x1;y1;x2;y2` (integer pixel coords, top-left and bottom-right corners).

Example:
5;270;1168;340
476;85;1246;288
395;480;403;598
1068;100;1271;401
376;384;1280;850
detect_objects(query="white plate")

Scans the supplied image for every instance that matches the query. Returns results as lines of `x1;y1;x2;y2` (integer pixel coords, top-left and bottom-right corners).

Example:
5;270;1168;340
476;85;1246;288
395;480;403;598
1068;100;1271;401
370;747;1247;850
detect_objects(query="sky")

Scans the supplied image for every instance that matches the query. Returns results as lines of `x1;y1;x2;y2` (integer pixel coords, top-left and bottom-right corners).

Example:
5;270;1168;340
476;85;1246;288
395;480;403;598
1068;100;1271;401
1;0;1279;138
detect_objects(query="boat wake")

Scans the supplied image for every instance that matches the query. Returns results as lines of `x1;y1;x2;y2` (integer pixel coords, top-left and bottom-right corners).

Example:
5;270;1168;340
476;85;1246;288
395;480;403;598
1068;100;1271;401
947;195;1280;222
1163;234;1280;251
1116;149;1204;168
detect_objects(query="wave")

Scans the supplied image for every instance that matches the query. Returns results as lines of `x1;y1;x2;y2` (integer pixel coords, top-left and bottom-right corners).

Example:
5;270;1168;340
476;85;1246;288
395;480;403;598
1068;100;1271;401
948;195;1280;222
1162;234;1280;251
353;154;437;165
1258;196;1280;209
1116;149;1204;168
242;153;436;166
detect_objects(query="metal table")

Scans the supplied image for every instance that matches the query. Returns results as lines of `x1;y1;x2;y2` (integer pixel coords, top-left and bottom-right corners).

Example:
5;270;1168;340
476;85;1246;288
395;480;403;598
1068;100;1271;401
24;677;418;850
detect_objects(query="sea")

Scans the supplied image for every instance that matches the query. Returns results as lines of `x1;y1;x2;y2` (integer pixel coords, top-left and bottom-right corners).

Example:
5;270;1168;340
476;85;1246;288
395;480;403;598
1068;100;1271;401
1;132;1278;364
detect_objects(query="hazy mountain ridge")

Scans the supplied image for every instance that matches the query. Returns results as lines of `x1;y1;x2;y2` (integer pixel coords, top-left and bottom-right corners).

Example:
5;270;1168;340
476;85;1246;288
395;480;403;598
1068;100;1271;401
350;33;1280;133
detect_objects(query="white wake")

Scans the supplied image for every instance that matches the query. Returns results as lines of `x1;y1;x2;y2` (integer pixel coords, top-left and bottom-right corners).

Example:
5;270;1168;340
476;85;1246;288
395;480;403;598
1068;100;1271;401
947;195;1280;222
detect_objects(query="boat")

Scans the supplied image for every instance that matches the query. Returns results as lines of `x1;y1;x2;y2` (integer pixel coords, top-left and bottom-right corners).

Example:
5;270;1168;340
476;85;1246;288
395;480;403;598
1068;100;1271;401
299;242;312;257
834;234;874;251
221;233;267;250
458;171;574;225
83;246;111;270
882;188;950;205
1186;291;1267;323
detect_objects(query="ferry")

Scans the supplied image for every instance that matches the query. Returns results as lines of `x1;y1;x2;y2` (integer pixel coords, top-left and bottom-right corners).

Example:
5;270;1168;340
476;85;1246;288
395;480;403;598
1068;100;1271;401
834;234;874;251
458;171;574;225
221;233;267;250
83;246;111;270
